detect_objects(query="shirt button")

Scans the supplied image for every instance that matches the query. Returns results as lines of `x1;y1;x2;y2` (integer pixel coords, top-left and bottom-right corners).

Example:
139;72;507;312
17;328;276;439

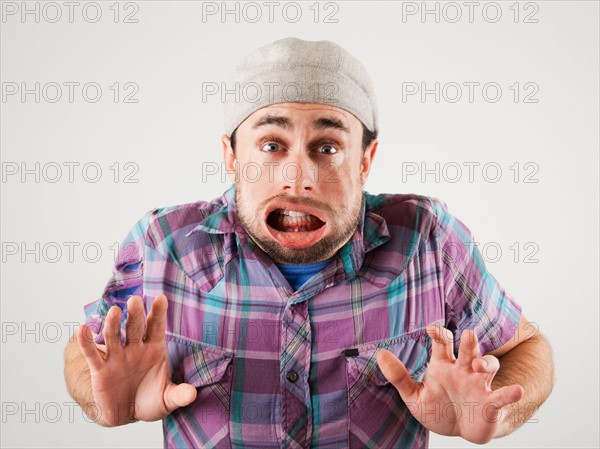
286;370;299;383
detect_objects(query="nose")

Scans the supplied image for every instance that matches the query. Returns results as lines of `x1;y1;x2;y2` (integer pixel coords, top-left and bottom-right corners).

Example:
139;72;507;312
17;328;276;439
281;152;317;195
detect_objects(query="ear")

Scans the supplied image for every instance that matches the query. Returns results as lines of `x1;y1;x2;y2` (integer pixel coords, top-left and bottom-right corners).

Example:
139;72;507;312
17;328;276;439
222;134;238;183
360;139;378;184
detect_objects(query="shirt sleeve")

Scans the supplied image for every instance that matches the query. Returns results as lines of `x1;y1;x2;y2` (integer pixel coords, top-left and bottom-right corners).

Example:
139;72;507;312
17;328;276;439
430;197;523;356
83;211;154;345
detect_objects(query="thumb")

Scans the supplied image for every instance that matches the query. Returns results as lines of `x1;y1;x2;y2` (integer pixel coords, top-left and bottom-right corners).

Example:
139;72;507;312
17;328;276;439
489;384;525;409
164;382;197;413
376;349;420;401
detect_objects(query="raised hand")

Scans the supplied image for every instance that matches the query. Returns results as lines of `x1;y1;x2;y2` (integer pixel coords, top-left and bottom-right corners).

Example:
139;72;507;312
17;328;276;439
376;324;524;444
76;294;197;426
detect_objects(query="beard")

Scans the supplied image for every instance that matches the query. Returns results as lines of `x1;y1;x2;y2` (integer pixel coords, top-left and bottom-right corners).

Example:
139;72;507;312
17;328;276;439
235;184;364;264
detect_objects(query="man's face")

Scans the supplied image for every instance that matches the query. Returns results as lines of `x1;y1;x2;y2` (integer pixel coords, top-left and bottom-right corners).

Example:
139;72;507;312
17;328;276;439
222;103;377;264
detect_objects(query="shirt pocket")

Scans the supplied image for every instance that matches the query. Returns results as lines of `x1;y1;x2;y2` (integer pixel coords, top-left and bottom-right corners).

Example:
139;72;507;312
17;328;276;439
166;342;235;449
182;344;234;387
345;329;430;449
182;343;234;410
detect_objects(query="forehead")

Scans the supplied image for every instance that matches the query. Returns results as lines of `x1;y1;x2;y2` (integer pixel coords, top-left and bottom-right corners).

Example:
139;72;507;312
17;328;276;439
242;103;361;131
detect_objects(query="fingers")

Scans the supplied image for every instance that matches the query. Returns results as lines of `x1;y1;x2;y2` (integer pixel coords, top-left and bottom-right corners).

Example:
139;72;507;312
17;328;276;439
472;354;500;374
489;384;524;409
376;349;420;402
472;354;500;390
76;324;103;371
145;293;168;343
426;323;455;362
125;296;145;346
103;305;123;354
164;382;197;413
457;329;479;368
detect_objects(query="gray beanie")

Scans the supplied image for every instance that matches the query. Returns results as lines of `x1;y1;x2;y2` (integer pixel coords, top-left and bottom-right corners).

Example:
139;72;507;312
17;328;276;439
223;37;378;136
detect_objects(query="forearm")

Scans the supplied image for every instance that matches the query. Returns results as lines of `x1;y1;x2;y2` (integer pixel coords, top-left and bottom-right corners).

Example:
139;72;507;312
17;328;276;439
63;336;108;426
491;332;555;438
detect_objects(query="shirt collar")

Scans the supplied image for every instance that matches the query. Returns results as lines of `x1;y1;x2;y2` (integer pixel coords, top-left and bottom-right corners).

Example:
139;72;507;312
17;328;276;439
186;184;391;278
184;184;238;236
339;191;391;278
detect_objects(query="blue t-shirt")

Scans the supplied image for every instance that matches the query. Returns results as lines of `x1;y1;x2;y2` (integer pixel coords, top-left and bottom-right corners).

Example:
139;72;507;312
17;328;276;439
275;258;335;291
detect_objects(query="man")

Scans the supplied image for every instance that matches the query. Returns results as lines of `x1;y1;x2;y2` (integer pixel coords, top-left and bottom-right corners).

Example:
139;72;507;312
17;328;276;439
64;37;554;448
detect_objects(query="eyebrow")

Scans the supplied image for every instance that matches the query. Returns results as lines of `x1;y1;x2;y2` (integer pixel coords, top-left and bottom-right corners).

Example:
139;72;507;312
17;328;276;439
313;117;350;133
252;114;350;133
253;114;291;129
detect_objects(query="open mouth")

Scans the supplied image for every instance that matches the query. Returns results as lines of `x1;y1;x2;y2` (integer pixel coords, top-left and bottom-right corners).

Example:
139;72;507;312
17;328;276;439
263;205;328;249
266;209;326;233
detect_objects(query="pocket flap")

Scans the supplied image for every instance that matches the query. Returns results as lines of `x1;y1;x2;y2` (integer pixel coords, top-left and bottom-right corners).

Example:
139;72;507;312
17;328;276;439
182;344;234;388
345;329;429;387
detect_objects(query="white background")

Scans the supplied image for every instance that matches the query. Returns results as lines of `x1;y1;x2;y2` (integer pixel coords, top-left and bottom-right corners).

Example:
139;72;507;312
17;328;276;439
1;1;598;448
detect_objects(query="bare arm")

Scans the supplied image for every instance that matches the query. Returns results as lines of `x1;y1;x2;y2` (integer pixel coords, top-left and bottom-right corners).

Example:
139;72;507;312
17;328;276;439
492;330;555;438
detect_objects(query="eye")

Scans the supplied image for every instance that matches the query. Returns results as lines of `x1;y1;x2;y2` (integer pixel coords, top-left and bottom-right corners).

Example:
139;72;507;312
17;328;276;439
319;144;337;155
261;142;280;153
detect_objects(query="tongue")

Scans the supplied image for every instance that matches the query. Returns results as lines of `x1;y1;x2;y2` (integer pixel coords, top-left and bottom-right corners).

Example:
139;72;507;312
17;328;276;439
281;220;321;232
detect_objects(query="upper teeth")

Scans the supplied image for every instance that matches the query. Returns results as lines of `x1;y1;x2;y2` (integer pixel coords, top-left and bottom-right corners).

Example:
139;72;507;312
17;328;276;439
275;209;310;217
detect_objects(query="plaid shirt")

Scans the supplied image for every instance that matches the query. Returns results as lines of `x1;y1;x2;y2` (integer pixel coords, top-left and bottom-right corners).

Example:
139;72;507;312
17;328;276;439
84;183;522;449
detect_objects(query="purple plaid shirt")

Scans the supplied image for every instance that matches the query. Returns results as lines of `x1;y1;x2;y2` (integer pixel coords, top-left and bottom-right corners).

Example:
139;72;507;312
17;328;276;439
84;184;522;449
